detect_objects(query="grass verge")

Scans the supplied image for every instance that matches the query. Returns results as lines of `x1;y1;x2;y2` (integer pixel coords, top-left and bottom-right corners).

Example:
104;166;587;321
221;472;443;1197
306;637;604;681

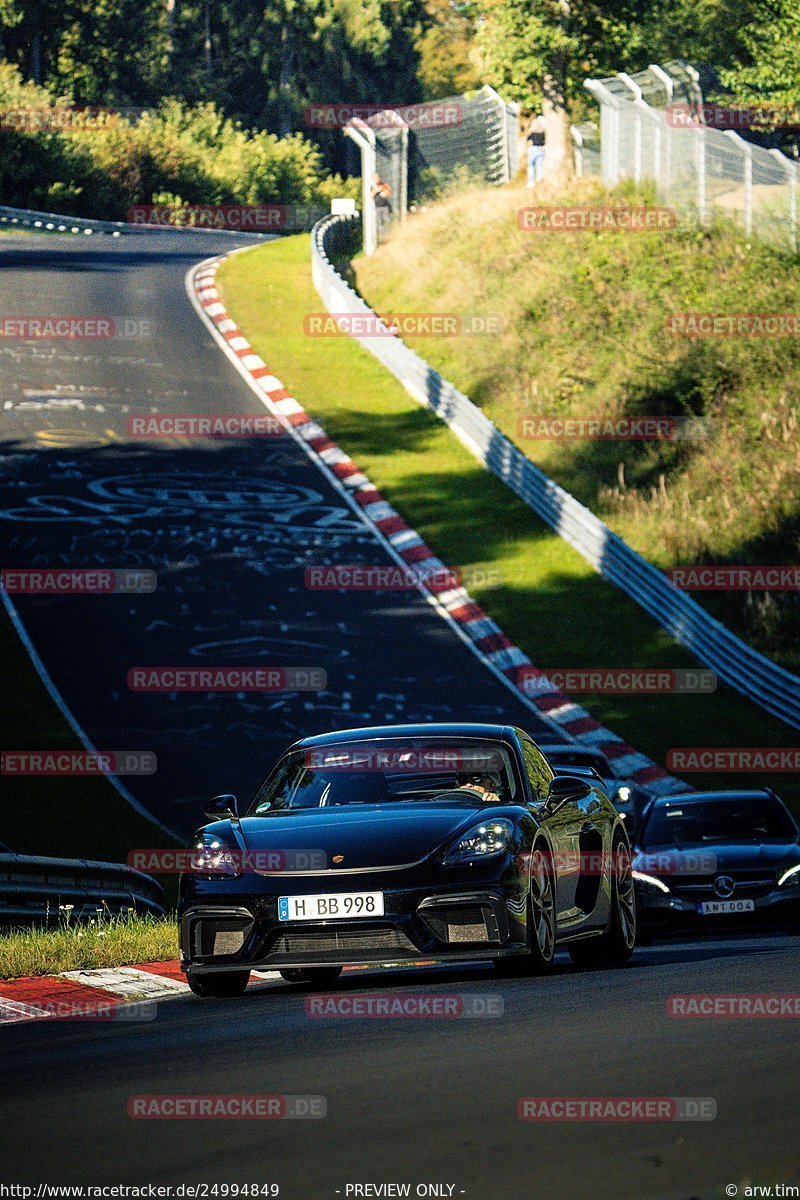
216;234;800;817
0;913;178;979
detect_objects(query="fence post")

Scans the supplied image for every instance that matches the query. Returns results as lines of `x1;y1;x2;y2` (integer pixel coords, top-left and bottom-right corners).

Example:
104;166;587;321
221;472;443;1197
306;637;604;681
648;63;674;106
618;73;644;182
696;124;707;224
769;148;798;253
585;80;620;185
649;65;674;190
483;84;512;183
724;131;753;236
571;126;584;177
343;119;377;255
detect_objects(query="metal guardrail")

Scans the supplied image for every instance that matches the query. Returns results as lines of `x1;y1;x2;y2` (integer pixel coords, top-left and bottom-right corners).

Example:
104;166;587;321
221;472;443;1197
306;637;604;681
0;852;165;928
0;204;312;237
0;205;136;235
312;214;800;730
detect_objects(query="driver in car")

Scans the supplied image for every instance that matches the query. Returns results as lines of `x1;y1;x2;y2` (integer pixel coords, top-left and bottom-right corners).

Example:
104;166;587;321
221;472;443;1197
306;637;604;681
453;771;503;803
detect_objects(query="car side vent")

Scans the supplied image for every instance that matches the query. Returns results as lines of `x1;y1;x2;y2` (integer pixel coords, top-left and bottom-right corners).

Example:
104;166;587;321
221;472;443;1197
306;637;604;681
421;905;499;945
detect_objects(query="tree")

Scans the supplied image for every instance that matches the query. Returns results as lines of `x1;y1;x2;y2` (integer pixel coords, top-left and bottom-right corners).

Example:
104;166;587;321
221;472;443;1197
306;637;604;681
415;0;480;99
474;0;650;184
718;0;800;109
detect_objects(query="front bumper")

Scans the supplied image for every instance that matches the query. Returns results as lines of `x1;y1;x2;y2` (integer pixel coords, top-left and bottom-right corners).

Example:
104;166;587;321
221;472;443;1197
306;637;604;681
179;876;529;974
636;884;800;935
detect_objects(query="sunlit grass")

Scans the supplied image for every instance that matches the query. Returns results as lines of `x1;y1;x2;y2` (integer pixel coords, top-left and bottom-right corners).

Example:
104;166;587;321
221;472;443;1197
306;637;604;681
0;913;178;979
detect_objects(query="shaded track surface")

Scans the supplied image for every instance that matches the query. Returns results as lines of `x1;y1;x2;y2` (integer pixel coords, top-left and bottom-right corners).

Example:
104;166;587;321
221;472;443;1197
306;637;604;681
0;231;553;836
2;935;799;1198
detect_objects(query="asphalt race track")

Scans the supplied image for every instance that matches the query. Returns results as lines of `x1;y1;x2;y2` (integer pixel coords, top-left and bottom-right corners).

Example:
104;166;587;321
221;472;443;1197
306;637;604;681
3;232;799;1200
0;230;554;837
2;935;800;1199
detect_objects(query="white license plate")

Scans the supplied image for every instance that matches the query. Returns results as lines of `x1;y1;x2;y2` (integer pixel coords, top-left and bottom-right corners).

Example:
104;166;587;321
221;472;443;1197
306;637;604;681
698;899;756;915
278;892;385;922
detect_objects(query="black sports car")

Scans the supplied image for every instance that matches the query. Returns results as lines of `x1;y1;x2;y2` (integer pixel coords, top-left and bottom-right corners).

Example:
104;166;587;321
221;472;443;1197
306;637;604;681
633;789;800;936
178;723;637;996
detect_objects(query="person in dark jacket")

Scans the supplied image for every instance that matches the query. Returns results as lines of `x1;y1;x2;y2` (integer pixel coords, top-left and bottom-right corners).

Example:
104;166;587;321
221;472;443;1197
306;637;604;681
526;114;546;186
371;172;392;240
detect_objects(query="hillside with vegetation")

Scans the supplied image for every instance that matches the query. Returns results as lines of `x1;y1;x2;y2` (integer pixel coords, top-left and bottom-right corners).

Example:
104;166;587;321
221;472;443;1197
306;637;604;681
354;179;800;668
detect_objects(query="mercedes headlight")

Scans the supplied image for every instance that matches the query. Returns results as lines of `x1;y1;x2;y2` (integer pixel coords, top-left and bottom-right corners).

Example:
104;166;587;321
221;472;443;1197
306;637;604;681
632;870;670;894
443;819;514;865
778;863;800;888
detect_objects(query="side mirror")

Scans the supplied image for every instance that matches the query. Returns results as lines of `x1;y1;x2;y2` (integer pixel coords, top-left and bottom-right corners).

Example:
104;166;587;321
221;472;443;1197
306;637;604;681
544;775;592;812
204;794;239;821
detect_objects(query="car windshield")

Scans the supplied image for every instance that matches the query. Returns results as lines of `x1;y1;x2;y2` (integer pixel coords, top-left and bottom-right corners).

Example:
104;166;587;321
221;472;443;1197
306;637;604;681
641;798;796;847
247;738;521;814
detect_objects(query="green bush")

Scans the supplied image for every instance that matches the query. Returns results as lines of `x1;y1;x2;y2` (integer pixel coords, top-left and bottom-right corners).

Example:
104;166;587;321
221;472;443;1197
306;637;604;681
0;62;358;219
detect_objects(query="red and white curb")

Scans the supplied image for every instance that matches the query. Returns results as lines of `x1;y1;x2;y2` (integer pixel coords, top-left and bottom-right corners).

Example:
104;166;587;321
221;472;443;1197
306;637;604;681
0;960;190;1025
0;959;440;1025
186;252;688;800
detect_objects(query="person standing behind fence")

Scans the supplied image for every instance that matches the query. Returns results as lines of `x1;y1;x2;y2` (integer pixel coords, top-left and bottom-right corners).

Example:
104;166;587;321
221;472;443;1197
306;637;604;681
525;114;546;186
371;172;393;240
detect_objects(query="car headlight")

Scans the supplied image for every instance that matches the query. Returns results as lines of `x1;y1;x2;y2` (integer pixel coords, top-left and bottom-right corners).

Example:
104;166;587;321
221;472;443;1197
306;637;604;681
189;834;243;877
616;786;632;803
778;863;800;888
632;870;670;894
443;819;514;865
